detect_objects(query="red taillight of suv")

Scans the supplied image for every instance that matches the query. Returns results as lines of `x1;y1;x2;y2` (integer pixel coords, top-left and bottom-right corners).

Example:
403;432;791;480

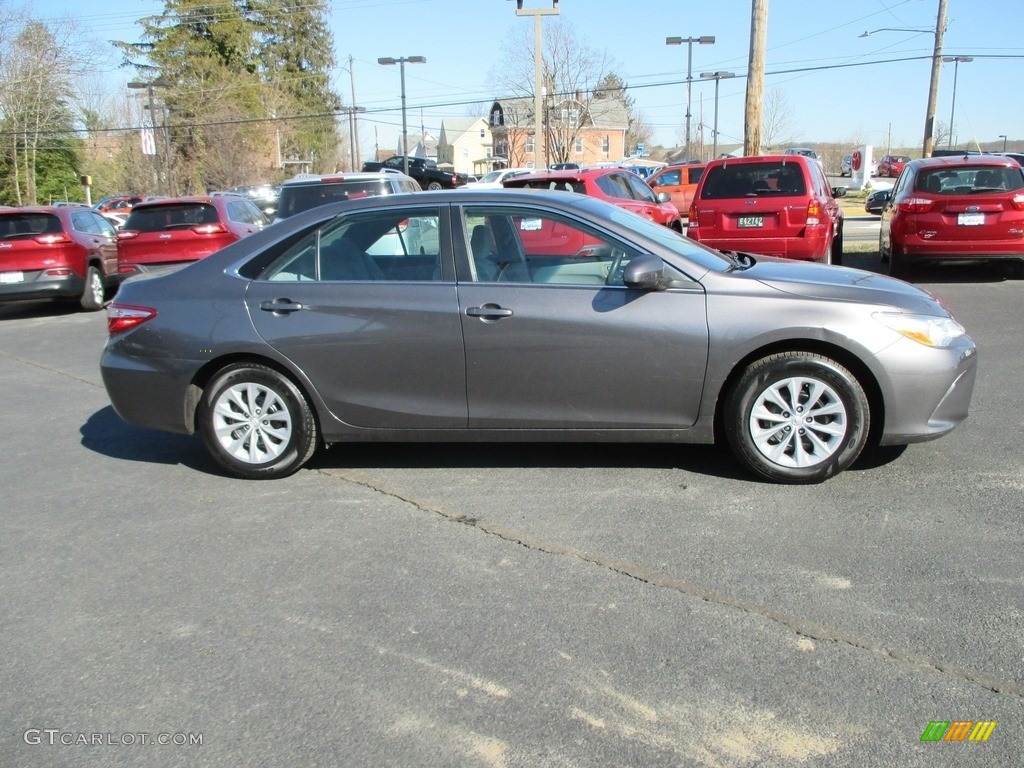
1012;194;1024;211
107;303;157;334
34;233;72;245
897;197;934;214
687;202;698;227
191;223;228;235
806;199;823;227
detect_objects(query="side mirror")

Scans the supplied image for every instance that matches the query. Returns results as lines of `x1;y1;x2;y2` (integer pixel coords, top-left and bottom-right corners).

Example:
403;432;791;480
655;192;672;204
622;253;665;290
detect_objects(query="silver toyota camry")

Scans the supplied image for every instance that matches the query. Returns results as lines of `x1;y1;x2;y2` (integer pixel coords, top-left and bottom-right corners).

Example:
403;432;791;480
100;189;977;484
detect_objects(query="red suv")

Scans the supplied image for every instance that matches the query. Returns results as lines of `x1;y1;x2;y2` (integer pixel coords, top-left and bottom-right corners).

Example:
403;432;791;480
117;195;267;277
877;154;911;178
880;155;1024;277
686;155;844;264
502;167;683;231
0;206;119;311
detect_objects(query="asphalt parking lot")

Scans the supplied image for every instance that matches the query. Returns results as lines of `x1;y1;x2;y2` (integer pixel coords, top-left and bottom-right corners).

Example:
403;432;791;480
2;260;1022;767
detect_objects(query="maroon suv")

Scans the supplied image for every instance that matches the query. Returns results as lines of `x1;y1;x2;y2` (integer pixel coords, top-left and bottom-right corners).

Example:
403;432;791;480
117;195;267;277
880;155;1024;277
0;206;119;311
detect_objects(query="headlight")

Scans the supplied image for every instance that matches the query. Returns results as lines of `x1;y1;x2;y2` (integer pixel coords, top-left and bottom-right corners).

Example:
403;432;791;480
873;312;966;348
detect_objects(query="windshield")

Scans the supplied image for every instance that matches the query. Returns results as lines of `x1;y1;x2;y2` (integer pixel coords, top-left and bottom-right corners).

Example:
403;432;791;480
600;205;734;273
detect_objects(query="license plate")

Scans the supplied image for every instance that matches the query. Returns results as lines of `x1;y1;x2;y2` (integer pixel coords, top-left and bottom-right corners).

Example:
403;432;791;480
958;212;984;226
738;216;764;228
0;271;24;284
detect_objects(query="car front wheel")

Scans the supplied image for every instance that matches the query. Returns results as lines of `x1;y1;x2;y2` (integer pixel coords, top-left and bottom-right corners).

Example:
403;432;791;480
200;363;318;479
724;352;870;483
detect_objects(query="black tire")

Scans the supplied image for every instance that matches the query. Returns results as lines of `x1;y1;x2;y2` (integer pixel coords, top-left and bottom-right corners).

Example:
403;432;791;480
724;352;870;484
887;244;909;279
830;228;843;266
80;265;105;311
426;181;443;191
199;363;317;479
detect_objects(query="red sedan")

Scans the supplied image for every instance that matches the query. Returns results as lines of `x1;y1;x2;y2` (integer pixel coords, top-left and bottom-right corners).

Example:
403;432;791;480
878;154;911;178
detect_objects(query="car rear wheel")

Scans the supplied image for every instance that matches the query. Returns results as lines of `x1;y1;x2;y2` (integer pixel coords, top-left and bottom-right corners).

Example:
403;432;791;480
724;352;870;483
200;363;317;479
80;266;105;311
830;229;843;266
426;181;443;191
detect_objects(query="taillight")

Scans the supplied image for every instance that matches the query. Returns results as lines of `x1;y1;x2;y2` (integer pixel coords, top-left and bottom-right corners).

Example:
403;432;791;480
1012;194;1024;211
687;203;698;226
192;223;228;235
117;230;140;240
34;233;71;245
806;199;823;227
107;303;157;334
43;268;72;276
898;197;934;214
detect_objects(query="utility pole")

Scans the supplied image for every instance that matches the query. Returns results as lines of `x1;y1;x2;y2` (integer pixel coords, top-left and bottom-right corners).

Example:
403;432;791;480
744;0;768;157
512;0;560;169
348;55;362;170
922;0;948;158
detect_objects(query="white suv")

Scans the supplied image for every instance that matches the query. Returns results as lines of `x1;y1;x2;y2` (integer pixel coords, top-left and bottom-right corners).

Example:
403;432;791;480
274;171;420;222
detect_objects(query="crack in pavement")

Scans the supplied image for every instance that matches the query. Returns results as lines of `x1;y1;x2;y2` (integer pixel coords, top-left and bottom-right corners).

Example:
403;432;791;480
0;349;104;389
320;466;1024;703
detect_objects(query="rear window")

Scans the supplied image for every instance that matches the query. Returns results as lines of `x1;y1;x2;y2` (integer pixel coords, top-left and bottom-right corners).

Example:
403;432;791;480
914;167;1024;195
0;213;63;239
276;179;398;219
700;162;807;199
124;204;220;233
504;178;586;194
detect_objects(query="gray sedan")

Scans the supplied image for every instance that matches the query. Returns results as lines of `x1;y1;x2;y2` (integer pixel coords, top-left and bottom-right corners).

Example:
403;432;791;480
100;190;977;483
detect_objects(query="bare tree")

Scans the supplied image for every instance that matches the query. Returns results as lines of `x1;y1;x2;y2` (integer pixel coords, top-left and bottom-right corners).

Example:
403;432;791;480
760;88;797;152
488;20;622;165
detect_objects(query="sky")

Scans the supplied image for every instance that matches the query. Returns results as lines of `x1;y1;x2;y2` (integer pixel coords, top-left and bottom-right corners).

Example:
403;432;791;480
32;0;1024;160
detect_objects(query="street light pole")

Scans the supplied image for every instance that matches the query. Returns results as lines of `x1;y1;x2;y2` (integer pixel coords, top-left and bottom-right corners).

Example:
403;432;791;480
512;1;560;170
859;0;947;157
942;56;972;149
700;71;735;158
667;35;715;160
378;56;426;176
999;134;1008;152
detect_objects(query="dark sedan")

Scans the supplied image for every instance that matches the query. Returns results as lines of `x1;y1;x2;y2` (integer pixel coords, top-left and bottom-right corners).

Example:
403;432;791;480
101;190;977;484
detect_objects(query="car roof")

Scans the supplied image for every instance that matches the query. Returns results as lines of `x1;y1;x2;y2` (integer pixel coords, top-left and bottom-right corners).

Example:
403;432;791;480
281;171;415;185
703;154;813;167
907;155;1020;171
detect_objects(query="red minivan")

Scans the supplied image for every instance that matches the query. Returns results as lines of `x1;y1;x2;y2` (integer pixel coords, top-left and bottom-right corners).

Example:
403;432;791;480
117;195;267;277
686;155;844;264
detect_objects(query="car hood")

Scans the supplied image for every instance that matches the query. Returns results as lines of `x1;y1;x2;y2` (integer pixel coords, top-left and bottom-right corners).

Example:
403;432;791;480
737;256;947;315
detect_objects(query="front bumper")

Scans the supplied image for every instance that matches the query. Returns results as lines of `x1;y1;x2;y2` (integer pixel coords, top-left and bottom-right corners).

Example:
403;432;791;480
875;333;978;444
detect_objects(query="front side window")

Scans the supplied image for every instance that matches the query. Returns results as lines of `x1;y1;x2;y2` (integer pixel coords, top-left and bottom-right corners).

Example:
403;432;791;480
462;205;644;287
261;207;442;282
654;169;681;186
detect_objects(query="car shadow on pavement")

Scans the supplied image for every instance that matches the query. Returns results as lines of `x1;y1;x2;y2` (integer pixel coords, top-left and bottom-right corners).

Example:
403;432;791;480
306;442;752;481
0;301;85;321
80;405;218;473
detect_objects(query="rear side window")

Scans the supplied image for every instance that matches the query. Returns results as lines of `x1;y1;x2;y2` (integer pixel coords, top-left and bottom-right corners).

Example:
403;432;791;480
276;179;394;219
915;167;1024;195
125;204;220;232
687;167;705;184
700;162;807;198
